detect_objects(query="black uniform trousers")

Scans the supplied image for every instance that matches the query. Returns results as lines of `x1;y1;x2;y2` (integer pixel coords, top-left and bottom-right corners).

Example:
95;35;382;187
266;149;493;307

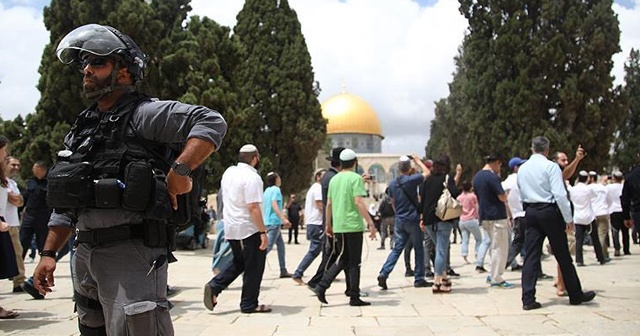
207;232;266;312
506;217;525;268
522;203;583;305
610;212;630;254
316;232;363;299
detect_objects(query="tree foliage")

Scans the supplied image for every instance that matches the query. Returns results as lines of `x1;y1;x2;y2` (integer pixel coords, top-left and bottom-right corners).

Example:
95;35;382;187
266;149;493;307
234;0;326;194
427;0;624;178
613;48;640;172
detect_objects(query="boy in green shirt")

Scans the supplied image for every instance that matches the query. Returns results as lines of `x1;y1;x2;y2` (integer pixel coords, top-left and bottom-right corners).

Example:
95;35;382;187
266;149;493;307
314;149;376;306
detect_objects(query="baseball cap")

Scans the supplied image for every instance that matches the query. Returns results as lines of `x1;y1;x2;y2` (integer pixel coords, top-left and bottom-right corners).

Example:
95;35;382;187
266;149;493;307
239;144;258;153
326;147;345;162
339;148;357;161
508;157;527;171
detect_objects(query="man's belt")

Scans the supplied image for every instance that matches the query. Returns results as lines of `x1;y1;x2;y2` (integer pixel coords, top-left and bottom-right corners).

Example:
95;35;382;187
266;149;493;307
76;225;145;246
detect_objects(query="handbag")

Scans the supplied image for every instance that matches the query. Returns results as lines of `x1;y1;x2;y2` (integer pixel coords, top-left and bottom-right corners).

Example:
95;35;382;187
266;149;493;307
435;175;462;221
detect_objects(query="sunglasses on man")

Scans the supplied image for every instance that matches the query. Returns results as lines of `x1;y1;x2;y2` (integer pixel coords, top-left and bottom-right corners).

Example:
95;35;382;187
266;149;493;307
79;57;111;71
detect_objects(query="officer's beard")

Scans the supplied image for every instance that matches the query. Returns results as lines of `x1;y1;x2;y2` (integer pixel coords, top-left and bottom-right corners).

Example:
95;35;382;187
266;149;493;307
83;74;112;97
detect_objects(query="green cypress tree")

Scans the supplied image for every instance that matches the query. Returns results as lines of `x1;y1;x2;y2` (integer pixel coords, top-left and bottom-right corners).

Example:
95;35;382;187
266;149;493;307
613;48;640;172
428;0;623;176
234;0;326;194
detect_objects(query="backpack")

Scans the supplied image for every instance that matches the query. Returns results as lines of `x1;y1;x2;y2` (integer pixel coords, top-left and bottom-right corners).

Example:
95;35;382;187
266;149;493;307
378;196;395;217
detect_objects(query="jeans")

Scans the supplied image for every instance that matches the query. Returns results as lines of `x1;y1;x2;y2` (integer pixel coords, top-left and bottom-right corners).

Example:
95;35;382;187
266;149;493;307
379;219;425;284
266;225;288;272
428;221;453;276
293;224;324;278
476;226;491;267
459;219;482;258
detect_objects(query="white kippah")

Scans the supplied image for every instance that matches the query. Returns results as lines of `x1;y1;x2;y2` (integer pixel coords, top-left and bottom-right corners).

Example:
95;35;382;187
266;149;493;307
239;144;257;153
339;148;357;161
588;171;597;176
579;170;588;177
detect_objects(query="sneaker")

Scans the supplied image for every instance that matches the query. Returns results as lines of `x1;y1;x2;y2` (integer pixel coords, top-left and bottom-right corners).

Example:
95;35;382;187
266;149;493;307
349;297;371;306
12;286;25;293
425;270;435;278
475;266;487;273
377;275;388;290
446;269;460;278
511;264;523;271
614;250;621;257
279;272;293;278
491;281;515;289
538;273;553;280
377;246;385;250
405;269;415;277
414;280;433;288
167;285;180;298
485;276;491;284
292;277;305;285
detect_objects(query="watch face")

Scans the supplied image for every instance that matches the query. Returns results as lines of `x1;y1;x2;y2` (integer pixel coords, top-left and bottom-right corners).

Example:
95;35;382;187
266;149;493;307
174;162;191;176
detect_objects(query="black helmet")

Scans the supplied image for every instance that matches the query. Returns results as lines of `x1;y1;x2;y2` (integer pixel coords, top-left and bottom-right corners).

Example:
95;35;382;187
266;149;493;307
56;24;146;82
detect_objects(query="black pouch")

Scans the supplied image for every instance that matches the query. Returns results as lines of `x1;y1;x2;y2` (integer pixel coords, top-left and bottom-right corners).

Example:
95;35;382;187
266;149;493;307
143;220;168;248
122;161;153;211
47;161;94;208
94;178;122;208
146;170;172;221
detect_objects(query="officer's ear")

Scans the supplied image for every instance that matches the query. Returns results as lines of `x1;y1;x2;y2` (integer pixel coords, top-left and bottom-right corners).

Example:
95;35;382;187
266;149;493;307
116;67;133;85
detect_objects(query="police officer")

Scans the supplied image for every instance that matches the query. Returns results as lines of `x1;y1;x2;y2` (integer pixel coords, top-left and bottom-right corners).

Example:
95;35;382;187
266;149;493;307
32;24;227;335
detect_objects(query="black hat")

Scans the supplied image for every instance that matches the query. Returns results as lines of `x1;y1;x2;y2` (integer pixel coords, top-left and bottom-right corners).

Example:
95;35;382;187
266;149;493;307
484;153;502;163
326;147;346;163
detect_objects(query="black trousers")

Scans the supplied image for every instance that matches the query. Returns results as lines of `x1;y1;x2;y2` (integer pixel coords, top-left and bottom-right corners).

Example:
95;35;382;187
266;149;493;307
317;232;363;299
208;232;266;312
288;219;300;243
19;224;49;260
308;234;351;290
506;217;525;268
575;221;604;264
522;203;583;305
610;212;630;254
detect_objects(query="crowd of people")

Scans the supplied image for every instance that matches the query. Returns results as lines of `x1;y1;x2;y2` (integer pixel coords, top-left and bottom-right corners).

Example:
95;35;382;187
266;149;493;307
205;136;639;314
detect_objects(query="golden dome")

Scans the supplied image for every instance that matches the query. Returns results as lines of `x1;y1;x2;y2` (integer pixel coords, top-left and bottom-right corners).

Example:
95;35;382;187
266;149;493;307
321;92;383;137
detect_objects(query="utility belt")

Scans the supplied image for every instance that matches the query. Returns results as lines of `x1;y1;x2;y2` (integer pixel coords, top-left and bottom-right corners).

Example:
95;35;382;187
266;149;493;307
47;161;172;221
76;221;175;248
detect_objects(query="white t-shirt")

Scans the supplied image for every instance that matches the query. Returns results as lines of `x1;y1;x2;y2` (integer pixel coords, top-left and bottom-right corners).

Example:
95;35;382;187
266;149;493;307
304;182;323;225
606;182;623;214
5;179;20;227
569;183;596;225
502;173;525;218
221;163;264;240
590;183;610;216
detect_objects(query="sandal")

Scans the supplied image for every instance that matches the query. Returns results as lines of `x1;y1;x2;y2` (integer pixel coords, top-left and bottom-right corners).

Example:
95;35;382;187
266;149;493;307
0;307;19;319
441;278;452;287
432;283;452;294
242;304;272;314
203;285;218;311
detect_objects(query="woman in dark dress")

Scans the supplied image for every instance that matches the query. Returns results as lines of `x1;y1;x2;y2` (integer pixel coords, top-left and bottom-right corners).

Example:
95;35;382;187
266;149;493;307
0;136;19;318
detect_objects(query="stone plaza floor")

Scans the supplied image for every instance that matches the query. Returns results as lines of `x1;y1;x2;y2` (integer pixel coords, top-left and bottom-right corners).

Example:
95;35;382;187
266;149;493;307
1;231;639;335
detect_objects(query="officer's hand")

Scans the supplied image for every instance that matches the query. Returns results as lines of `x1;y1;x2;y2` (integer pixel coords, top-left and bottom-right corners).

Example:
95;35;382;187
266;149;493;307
33;257;57;296
166;170;193;210
259;233;268;250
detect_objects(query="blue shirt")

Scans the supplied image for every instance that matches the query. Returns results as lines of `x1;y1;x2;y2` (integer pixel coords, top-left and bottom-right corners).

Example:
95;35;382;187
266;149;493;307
263;185;283;226
388;173;424;222
473;169;507;221
517;153;572;223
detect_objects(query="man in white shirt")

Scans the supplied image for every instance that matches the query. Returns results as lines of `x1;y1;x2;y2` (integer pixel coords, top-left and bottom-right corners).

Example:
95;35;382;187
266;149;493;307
570;171;605;266
606;172;628;256
292;169;326;285
5;157;25;293
204;144;271;314
588;172;611;262
503;157;526;271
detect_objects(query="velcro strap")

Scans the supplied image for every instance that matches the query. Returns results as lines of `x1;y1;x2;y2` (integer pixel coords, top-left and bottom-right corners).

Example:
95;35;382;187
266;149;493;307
76;225;145;246
74;291;103;311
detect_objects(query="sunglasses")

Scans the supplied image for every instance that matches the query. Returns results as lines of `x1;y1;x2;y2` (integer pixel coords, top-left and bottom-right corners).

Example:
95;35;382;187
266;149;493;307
80;57;111;70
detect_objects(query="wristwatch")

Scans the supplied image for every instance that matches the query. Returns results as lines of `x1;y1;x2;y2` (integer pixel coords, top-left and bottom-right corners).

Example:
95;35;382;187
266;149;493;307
171;161;192;177
39;250;57;259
